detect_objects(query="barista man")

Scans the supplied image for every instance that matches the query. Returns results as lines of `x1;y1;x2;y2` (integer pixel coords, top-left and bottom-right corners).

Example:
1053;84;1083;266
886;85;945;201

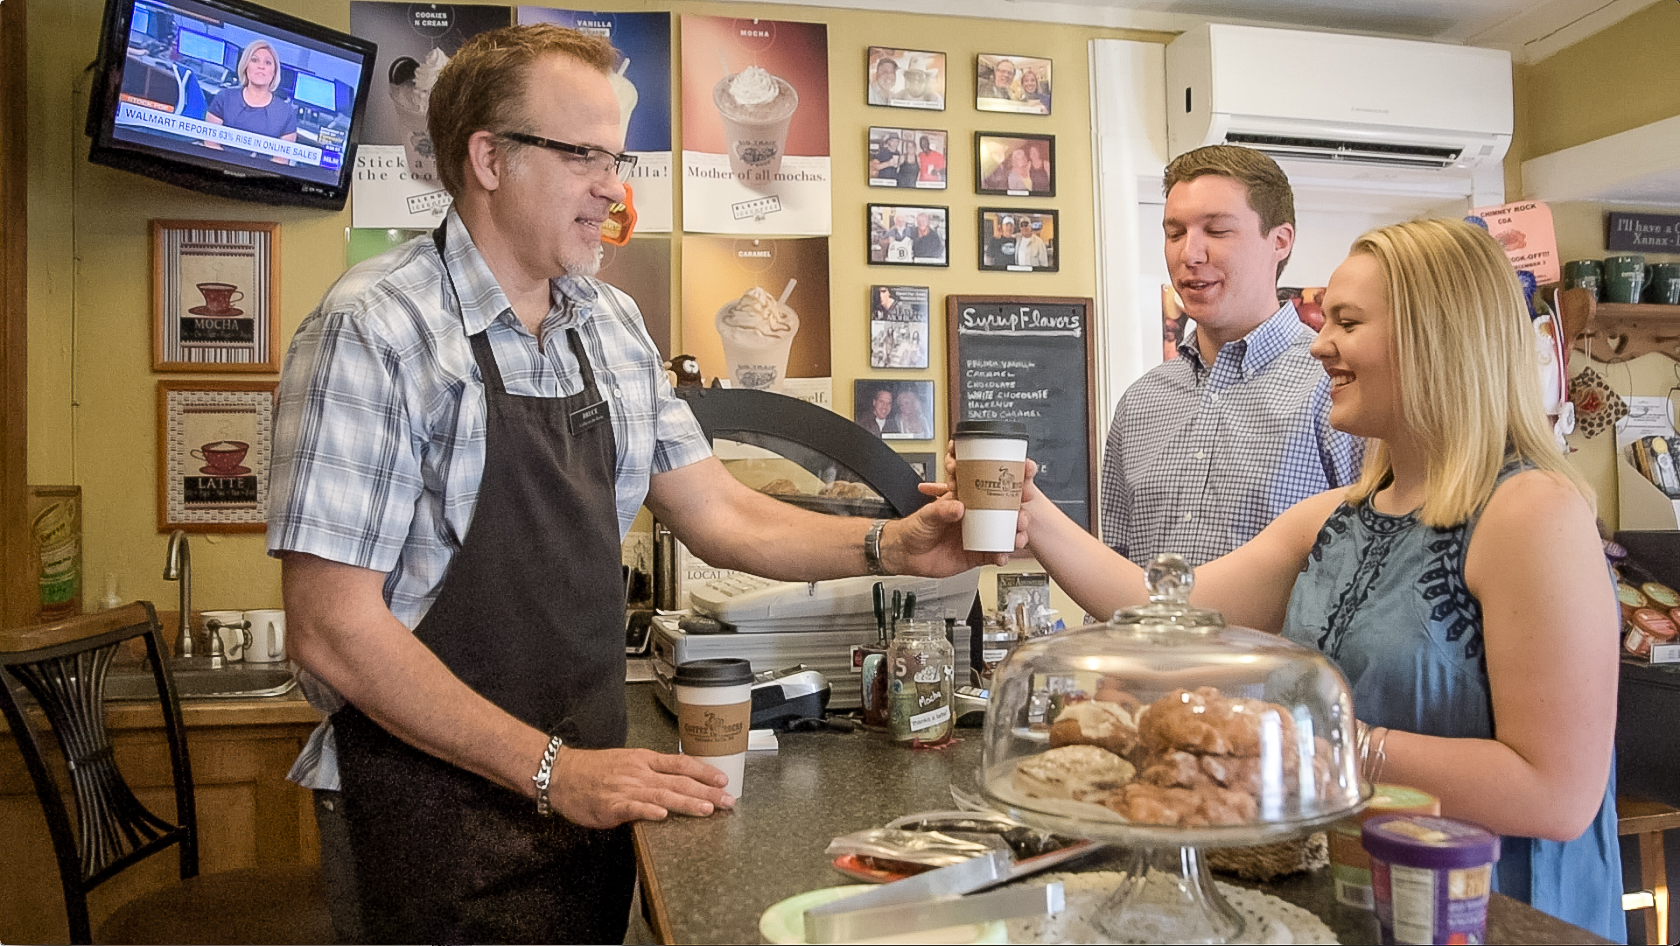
268;25;1018;945
1099;145;1362;566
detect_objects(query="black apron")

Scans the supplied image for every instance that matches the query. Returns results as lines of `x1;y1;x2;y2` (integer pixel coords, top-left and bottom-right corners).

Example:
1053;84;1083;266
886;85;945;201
335;223;633;944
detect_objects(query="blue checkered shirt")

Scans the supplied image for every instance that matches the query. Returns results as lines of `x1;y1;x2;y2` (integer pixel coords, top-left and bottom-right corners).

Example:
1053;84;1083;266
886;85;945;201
268;208;710;788
1099;303;1364;567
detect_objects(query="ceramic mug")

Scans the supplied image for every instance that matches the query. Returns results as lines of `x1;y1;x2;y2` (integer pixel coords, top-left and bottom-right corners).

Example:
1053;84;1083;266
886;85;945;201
243;609;287;663
1604;255;1647;304
201;609;250;660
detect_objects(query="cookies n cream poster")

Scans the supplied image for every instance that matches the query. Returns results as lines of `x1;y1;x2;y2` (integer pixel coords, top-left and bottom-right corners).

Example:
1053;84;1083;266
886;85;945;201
681;16;830;236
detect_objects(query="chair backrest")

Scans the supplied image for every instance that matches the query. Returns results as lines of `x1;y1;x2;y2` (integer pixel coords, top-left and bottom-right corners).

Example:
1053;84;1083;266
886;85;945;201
0;602;198;945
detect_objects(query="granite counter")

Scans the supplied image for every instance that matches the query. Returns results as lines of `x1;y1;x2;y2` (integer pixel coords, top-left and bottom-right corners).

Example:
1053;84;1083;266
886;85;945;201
624;683;1607;945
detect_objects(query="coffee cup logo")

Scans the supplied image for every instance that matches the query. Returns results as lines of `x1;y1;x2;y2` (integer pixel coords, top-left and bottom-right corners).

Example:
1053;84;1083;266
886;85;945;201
190;440;250;476
956;459;1026;510
194;282;245;315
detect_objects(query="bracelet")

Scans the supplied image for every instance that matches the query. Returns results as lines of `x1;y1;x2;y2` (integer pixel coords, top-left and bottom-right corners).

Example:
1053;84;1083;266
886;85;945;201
1367;727;1390;784
532;733;563;817
864;519;889;576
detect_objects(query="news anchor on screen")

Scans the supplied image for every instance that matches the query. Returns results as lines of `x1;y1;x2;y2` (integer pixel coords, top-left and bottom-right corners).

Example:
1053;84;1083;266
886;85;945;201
204;39;297;163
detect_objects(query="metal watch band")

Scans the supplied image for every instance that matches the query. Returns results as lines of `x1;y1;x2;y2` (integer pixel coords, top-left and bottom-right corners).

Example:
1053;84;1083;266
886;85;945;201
864;519;889;576
532;733;563;816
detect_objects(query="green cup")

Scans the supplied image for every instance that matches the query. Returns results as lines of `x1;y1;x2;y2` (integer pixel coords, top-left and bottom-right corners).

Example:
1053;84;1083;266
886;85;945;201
1605;255;1647;303
1648;262;1680;306
1563;259;1604;300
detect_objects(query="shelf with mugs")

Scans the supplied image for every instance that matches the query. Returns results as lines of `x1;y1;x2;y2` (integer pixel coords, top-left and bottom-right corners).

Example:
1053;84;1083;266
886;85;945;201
1550;283;1680;364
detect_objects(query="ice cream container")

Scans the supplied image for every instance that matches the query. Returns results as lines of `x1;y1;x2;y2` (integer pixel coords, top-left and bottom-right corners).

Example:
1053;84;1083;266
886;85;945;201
1362;814;1499;945
1328;784;1440;909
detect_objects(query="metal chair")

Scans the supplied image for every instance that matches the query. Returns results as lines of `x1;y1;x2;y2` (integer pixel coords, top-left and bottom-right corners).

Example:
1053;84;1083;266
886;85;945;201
0;602;330;944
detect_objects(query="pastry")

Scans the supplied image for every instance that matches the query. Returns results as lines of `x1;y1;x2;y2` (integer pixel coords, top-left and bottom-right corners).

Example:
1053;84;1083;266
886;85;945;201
1048;699;1140;757
1137;686;1296;757
1012;745;1136;803
818;480;872;499
759;478;800;496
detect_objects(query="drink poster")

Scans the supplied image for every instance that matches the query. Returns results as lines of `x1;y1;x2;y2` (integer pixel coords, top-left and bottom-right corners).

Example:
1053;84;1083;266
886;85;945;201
680;16;831;236
517;9;673;232
680;236;830;392
349;3;513;229
598;236;673;358
1469;200;1560;287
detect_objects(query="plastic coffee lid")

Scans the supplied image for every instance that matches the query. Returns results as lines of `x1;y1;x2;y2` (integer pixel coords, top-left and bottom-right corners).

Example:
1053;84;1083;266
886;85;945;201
954;421;1028;440
674;658;755;687
1360;814;1499;869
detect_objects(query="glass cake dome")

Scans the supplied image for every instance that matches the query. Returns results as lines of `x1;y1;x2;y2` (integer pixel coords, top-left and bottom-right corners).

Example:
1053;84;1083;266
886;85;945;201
977;554;1369;943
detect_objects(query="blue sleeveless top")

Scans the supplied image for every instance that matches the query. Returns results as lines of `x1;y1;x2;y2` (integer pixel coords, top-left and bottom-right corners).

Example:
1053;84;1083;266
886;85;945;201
1281;464;1624;943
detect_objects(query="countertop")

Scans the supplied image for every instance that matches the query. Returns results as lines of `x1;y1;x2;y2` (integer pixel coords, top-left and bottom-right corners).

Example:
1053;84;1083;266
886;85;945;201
624;684;1606;945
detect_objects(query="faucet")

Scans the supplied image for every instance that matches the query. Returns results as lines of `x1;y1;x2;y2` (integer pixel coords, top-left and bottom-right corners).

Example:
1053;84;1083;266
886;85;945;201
162;530;225;667
163;530;194;658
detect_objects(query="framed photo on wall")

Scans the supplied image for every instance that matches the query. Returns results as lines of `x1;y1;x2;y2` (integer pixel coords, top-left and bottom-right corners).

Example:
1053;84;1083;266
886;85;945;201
157;380;277;533
868;204;948;267
151;220;280;373
975;132;1055;197
853;379;936;440
870;284;931;369
866;46;946;110
868;127;947;189
898;451;937;482
975;54;1052;115
979;208;1059;272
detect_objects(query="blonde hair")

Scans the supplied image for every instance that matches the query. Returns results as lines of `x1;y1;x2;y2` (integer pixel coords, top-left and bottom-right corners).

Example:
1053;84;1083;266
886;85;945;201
1342;218;1592;526
237;40;282;93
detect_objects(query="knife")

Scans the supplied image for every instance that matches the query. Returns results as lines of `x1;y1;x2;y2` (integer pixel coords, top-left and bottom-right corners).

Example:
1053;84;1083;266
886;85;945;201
891;589;903;635
805;882;1063;942
803;851;1057;941
871;582;887;645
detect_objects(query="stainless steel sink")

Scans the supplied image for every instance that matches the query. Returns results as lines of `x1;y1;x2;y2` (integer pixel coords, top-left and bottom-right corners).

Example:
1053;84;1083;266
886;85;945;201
105;665;298;701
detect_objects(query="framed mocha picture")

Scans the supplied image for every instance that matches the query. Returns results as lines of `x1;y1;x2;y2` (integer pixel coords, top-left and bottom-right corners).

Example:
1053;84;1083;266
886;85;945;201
157;380;277;533
152;219;280;372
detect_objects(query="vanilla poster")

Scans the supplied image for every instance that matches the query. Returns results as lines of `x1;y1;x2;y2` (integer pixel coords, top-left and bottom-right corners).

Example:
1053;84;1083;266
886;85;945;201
350;3;512;228
679;236;830;392
680;16;831;236
517;9;672;232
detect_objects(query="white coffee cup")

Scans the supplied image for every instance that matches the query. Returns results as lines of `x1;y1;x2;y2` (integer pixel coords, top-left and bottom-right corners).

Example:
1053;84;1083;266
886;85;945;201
201;609;250;661
243;609;287;663
953;420;1030;552
673;658;755;799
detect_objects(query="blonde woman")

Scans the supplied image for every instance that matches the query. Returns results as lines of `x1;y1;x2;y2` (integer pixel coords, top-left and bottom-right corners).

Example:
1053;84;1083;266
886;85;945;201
205;39;298;163
1009;218;1622;939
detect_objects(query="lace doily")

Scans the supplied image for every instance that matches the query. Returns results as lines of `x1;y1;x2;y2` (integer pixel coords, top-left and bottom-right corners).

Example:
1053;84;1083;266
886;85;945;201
1005;871;1339;945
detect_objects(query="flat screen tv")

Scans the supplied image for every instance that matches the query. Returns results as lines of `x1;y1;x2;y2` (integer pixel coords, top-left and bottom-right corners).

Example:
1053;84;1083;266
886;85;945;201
86;0;376;210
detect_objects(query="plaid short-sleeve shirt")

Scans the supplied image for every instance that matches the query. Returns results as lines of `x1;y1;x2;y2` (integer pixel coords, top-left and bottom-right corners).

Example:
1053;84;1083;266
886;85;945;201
268;211;710;787
1099;303;1364;567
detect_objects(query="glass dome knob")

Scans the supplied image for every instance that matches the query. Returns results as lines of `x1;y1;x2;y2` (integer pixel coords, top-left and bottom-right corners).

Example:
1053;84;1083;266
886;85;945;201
1144;553;1194;604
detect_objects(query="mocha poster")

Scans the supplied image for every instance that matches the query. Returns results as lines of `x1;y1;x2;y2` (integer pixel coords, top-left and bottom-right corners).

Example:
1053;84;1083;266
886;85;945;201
679;236;831;393
680;16;830;236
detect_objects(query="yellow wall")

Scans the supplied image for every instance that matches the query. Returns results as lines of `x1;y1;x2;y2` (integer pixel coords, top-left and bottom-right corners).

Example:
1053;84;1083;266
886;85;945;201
1514;3;1680;532
25;0;1166;616
1516;0;1680;161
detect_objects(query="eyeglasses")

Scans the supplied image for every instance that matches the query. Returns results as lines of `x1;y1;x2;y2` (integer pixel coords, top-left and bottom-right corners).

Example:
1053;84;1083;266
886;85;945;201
498;132;637;179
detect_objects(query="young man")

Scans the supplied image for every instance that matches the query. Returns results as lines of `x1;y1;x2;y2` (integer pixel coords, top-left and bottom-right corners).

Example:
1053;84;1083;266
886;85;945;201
1099;145;1363;566
269;25;1013;944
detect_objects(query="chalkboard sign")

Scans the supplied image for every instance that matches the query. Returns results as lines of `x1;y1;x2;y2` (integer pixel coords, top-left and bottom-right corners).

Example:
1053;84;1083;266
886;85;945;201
947;295;1097;531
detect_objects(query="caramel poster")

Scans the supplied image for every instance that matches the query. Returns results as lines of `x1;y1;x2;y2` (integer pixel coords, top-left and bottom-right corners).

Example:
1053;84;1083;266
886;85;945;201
349;2;513;229
517;9;672;232
680;236;831;403
680;16;831;236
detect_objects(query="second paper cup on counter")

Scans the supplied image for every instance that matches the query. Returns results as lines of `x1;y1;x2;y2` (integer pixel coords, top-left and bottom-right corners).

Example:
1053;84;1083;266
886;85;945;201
674;658;755;798
953;420;1029;552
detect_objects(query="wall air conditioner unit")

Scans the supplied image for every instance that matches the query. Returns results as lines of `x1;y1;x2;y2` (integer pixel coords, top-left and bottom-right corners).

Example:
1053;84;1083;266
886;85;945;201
1165;23;1512;204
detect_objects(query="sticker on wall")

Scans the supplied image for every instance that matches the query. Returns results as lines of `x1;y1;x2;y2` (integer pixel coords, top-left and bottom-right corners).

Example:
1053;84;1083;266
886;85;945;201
680;16;830;235
680;235;831;393
517;8;673;232
349;2;514;229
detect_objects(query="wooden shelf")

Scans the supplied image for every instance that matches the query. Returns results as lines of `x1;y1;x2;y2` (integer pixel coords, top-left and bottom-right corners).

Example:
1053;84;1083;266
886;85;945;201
1551;285;1680;364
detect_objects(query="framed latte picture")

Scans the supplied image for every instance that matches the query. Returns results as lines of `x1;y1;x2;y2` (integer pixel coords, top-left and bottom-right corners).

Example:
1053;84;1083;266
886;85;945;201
152;219;280;372
157;380;277;533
